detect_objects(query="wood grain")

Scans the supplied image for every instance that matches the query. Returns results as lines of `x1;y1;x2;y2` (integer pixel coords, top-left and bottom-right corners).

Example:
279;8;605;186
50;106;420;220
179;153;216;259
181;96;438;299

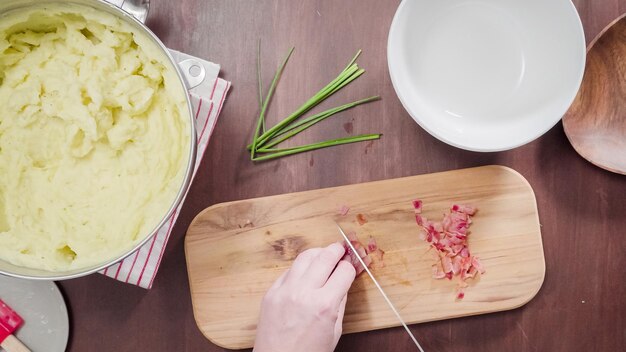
185;166;545;349
57;1;626;352
563;14;626;174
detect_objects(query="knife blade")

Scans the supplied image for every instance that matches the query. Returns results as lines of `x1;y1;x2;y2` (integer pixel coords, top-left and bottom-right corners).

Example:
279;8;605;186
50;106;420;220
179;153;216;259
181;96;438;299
336;223;425;351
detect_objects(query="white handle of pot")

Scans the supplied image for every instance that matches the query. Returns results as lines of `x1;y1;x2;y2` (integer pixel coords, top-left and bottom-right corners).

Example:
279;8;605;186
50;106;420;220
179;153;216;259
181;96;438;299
103;0;150;23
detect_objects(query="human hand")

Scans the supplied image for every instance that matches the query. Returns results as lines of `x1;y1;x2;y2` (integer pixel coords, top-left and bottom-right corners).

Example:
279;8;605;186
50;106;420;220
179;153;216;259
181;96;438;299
253;242;357;352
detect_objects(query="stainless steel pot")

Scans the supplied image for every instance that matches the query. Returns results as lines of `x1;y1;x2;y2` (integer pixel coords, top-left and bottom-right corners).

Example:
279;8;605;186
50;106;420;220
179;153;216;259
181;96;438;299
0;0;197;280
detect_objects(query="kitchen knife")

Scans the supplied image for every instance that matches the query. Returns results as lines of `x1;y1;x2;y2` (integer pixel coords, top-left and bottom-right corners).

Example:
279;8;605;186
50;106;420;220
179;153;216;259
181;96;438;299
0;299;31;352
337;223;425;351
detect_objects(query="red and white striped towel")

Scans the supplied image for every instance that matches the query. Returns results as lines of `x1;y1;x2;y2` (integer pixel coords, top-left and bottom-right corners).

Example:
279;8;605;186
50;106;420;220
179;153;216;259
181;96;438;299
100;50;231;288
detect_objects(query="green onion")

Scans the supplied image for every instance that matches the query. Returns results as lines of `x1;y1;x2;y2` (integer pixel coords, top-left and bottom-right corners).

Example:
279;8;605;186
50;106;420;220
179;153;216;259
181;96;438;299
257;39;265;132
274;96;379;136
254;96;380;150
250;47;382;161
253;134;382;161
343;49;362;71
251;47;294;159
254;62;364;148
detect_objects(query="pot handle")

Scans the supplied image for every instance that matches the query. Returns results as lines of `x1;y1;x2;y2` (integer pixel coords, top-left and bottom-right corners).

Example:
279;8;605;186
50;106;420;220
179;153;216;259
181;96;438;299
103;0;150;24
175;59;206;90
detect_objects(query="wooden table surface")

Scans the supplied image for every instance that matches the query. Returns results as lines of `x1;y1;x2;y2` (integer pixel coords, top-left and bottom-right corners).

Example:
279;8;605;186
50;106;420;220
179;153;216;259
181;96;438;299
60;1;626;351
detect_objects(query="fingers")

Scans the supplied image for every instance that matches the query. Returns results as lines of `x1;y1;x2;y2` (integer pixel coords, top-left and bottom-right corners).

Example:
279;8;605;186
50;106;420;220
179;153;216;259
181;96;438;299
303;242;346;288
333;294;348;347
285;248;322;283
323;259;356;302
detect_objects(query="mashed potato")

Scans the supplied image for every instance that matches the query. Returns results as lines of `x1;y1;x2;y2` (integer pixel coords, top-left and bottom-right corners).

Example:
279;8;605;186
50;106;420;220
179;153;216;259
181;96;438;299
0;4;191;271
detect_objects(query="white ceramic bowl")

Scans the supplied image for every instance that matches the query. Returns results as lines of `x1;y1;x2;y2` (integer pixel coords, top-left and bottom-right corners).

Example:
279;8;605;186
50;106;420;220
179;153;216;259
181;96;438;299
388;0;586;151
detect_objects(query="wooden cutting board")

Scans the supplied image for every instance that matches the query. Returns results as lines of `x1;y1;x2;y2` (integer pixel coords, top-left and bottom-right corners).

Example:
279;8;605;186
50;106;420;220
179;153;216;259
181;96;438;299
185;165;545;349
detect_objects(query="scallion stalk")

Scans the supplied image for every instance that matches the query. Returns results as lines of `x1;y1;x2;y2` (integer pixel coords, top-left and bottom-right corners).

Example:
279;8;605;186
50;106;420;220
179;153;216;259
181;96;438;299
253;134;382;161
260;96;380;150
251;47;294;159
246;95;380;150
254;62;364;148
257;39;265;132
250;47;381;161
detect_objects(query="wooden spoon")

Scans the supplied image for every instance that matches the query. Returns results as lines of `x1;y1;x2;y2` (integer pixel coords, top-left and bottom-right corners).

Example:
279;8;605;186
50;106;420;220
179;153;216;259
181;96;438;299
563;14;626;175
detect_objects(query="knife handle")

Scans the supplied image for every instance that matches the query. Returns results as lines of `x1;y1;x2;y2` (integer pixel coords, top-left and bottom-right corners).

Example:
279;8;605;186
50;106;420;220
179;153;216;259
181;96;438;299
0;334;31;352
